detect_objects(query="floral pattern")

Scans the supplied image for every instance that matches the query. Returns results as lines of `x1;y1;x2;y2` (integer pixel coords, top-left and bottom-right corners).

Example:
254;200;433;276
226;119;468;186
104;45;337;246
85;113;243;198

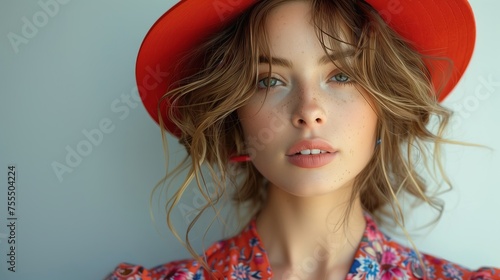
108;214;500;280
443;263;464;280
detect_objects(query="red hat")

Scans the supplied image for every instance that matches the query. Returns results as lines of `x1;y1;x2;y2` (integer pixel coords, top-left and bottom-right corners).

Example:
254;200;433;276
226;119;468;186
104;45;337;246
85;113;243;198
136;0;476;135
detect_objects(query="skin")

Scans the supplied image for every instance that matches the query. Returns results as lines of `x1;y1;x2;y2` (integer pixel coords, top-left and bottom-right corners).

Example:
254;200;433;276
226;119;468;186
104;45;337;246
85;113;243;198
237;1;379;279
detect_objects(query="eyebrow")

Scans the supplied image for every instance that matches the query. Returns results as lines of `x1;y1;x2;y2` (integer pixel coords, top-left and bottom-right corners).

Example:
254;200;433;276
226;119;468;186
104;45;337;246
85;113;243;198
259;51;354;68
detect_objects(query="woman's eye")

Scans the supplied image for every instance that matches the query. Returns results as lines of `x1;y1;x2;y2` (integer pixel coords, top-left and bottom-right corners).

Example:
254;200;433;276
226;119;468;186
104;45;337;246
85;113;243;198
257;77;283;89
330;73;351;83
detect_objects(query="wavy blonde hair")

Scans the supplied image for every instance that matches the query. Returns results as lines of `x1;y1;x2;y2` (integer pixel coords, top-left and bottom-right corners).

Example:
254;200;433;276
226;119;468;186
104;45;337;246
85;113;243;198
154;0;454;272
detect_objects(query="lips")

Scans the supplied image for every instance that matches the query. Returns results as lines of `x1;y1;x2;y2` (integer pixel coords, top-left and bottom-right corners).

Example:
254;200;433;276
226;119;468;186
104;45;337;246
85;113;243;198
286;139;336;156
286;139;337;168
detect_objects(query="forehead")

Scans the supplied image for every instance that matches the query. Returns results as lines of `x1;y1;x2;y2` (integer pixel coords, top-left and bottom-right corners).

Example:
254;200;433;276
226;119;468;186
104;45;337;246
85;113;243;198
264;1;314;46
261;1;353;57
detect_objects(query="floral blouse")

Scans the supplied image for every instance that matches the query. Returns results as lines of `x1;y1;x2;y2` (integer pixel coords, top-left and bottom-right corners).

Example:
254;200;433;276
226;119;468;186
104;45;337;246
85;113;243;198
108;214;499;280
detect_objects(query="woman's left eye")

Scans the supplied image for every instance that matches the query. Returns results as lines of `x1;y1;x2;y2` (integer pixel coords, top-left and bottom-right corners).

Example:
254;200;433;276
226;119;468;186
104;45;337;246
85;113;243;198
330;73;351;83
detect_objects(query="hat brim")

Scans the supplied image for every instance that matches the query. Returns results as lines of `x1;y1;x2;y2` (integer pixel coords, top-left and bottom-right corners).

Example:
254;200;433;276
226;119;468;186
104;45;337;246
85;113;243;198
136;0;476;133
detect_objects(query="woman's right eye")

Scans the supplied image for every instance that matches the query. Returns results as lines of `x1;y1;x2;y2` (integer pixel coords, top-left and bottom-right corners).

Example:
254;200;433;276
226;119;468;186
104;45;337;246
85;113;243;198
257;77;284;89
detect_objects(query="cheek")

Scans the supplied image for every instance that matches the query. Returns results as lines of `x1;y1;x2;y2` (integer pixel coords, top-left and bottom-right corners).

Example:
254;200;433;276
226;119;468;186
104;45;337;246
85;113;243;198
352;109;377;138
335;97;378;155
237;95;287;140
237;108;291;164
238;106;266;138
237;105;276;153
237;94;266;125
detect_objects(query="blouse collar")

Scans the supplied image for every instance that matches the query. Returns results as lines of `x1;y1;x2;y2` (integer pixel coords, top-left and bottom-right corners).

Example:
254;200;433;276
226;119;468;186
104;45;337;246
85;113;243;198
237;213;424;279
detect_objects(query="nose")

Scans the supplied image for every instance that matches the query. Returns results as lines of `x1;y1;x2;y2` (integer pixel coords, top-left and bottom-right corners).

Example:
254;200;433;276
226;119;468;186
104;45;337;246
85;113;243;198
291;88;327;128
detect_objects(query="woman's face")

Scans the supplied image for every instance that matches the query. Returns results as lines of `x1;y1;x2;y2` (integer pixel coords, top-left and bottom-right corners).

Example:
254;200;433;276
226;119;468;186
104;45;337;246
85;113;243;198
237;1;378;197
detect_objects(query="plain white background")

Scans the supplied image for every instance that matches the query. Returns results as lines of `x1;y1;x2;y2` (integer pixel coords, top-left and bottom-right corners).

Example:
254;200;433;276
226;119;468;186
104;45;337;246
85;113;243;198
0;0;499;279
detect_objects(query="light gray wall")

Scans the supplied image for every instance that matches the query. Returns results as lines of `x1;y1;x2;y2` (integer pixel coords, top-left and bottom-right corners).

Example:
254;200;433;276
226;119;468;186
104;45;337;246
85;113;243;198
0;0;499;279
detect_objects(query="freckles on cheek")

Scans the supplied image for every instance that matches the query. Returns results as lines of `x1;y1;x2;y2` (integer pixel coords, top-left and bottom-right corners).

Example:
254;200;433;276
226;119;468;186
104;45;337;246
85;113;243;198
341;104;378;151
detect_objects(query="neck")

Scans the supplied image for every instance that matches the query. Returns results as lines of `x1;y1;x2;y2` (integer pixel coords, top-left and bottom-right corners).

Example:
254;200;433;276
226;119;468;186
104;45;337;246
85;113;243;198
256;183;366;279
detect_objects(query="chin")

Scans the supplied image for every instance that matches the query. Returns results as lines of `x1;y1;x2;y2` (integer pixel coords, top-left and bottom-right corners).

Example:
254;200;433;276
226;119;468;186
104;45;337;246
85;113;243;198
271;178;354;198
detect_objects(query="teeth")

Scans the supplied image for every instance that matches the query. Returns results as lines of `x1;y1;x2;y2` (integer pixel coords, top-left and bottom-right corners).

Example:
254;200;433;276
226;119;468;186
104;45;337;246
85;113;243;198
299;149;327;155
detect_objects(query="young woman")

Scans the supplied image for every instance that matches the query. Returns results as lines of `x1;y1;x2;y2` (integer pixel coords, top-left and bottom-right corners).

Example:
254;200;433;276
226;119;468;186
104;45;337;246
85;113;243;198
109;0;499;279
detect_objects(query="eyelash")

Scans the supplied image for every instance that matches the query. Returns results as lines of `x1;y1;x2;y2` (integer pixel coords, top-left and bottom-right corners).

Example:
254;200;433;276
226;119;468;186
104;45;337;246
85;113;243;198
330;73;354;85
257;73;354;90
257;77;284;89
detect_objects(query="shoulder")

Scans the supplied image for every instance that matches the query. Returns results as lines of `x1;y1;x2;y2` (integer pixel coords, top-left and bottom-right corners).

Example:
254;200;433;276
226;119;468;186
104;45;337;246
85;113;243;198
106;259;205;280
350;234;500;279
107;219;271;280
419;251;500;280
349;215;500;280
